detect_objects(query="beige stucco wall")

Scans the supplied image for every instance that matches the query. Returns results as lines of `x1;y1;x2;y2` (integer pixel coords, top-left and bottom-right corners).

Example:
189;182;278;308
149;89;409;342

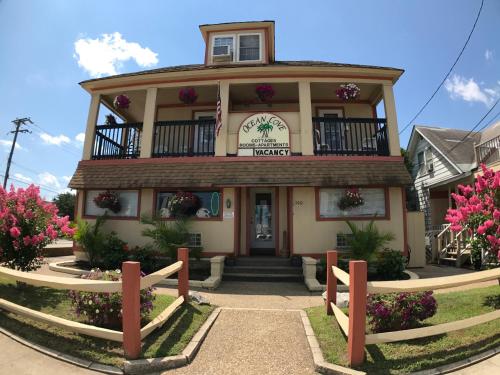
407;211;426;268
311;103;373;118
76;188;235;254
291;187;405;254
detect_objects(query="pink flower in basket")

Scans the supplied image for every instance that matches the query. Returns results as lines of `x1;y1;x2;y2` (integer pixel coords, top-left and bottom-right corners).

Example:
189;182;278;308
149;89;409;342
113;94;131;109
178;88;198;104
336;83;360;101
256;85;275;102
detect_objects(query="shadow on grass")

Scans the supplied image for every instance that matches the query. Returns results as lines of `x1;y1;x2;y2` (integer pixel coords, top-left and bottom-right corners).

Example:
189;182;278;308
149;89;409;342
483;294;500;309
361;332;500;374
0;282;67;311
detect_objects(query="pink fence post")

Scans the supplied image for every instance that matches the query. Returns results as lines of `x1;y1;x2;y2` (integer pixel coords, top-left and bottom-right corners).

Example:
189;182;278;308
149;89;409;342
122;261;141;359
326;250;338;315
177;247;189;303
348;260;367;367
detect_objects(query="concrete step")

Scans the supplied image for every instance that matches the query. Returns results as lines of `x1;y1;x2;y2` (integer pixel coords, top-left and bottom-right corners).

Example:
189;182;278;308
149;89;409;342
234;257;293;267
222;273;304;283
224;265;302;275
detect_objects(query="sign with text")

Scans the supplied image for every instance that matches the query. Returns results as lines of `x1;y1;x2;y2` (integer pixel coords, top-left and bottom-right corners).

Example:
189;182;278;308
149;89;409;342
237;113;290;156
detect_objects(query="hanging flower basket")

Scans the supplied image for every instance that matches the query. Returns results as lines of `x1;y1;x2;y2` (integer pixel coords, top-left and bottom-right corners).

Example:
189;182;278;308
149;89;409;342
113;94;131;109
256;84;275;102
335;83;360;101
337;188;364;211
178;88;198;104
167;191;201;217
93;191;121;213
105;114;117;126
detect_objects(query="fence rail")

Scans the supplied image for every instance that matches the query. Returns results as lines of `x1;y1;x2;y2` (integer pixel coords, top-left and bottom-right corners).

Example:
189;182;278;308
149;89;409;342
92;123;143;160
0;248;190;359
325;249;500;366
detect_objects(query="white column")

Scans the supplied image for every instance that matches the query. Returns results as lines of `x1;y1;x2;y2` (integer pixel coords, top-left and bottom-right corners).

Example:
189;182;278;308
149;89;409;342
299;80;314;156
382;83;401;156
140;87;158;158
82;93;101;160
215;81;230;157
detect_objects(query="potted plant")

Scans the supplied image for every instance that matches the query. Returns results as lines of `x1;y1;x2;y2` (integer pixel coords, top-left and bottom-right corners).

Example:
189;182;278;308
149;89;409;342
105;114;117;126
167;191;201;218
337;188;364;211
335;83;360;101
255;84;275;102
93;191;121;213
113;94;131;109
178;87;198;104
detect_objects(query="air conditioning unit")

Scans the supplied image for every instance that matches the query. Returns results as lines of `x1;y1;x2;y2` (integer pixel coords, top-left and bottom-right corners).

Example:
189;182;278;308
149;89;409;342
212;45;231;62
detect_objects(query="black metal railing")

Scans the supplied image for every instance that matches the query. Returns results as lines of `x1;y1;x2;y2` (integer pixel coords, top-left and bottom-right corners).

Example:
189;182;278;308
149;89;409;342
312;117;389;156
92;123;142;159
152;119;216;157
476;135;499;165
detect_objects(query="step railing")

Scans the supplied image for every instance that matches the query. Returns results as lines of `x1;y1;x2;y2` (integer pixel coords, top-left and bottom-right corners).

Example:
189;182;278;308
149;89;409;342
325;250;500;366
436;224;470;266
0;248;190;359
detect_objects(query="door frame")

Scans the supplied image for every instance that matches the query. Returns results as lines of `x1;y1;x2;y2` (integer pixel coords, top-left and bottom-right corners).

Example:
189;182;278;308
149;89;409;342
246;187;279;256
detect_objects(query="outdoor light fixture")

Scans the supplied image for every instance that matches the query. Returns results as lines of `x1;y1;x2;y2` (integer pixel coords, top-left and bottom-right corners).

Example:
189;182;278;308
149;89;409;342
226;198;232;208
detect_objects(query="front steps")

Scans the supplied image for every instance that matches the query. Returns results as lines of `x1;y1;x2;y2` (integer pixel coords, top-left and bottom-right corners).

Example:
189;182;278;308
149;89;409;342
223;256;303;282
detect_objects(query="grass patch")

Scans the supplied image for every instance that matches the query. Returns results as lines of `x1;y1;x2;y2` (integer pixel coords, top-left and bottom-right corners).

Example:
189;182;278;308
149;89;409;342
0;276;214;367
306;286;500;374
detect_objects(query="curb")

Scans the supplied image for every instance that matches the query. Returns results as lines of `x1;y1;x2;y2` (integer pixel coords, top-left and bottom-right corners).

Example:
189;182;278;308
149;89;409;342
0;326;122;374
123;307;221;374
300;310;500;375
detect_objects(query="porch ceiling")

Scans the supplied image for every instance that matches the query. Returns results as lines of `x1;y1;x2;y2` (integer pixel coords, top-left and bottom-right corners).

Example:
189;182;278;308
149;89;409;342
69;158;411;189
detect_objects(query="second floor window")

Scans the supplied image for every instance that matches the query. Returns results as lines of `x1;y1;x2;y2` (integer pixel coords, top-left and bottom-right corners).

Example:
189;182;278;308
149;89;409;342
239;34;260;61
213;36;234;57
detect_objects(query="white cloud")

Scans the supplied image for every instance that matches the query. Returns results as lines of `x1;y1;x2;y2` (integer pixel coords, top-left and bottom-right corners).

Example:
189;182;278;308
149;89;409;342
75;132;85;143
61;176;72;183
38;172;61;189
485;49;493;61
14;173;32;183
444;74;499;106
0;139;22;150
74;32;159;78
40;132;71;146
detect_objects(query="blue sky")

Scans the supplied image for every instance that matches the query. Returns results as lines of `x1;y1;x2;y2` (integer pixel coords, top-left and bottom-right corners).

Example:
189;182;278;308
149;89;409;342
0;0;499;199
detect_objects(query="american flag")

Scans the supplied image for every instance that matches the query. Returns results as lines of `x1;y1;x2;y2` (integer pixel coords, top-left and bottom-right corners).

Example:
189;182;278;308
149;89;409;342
216;82;222;136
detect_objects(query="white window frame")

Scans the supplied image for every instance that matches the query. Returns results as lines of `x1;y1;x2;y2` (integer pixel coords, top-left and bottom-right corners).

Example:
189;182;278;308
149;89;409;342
211;34;235;62
237;33;262;62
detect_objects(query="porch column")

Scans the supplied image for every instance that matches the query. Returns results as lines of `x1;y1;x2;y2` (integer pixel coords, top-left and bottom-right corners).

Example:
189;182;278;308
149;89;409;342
140;87;158;158
299;80;314;156
382;83;401;156
215;81;230;157
82;93;101;160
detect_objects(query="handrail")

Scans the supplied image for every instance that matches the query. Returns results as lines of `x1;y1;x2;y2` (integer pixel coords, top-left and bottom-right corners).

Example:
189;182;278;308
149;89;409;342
332;266;350;286
0;298;123;342
367;267;500;294
365;309;500;345
140;295;184;339
0;266;122;293
436;223;451;238
140;261;183;290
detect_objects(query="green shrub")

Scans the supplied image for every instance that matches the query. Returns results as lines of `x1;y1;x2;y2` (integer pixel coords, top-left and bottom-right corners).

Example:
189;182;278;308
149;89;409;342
376;249;406;280
343;220;395;262
99;233;128;270
128;245;168;274
141;215;190;258
74;215;108;268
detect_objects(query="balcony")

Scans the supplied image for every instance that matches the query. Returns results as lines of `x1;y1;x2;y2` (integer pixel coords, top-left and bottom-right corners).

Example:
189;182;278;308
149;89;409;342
475;135;499;166
152;119;216;157
92;123;142;160
312;117;389;156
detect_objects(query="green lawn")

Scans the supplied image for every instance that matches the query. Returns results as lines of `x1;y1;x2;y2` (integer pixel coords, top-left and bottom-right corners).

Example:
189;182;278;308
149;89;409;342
0;276;214;367
306;286;500;374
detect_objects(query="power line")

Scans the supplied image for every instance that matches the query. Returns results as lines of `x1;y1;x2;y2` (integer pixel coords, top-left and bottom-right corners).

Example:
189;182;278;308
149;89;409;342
399;0;484;135
447;97;500;154
31;123;81;157
0;174;60;195
3;117;33;188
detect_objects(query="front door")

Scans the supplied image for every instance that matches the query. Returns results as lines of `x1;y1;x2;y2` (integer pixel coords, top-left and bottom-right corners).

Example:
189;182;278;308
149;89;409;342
250;188;275;255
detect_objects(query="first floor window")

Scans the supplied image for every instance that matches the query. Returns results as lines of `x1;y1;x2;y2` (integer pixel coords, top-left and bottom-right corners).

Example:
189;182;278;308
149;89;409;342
319;188;386;218
156;190;221;219
84;190;139;217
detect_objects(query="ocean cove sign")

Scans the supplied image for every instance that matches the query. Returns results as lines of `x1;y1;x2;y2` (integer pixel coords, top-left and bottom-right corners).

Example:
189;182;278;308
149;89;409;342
237;113;290;156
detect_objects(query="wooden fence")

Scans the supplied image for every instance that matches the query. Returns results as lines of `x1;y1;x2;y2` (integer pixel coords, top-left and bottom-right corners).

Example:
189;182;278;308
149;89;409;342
325;250;500;366
0;247;190;359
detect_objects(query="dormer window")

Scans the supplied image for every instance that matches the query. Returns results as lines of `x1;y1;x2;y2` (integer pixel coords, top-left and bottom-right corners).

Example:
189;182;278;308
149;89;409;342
238;34;260;61
212;36;234;62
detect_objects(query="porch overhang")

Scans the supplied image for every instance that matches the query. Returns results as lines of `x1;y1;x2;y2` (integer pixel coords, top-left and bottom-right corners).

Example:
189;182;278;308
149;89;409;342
69;156;412;190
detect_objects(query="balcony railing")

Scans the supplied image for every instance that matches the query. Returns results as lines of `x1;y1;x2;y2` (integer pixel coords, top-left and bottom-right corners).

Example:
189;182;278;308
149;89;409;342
152;119;216;157
312;117;389;156
92;123;142;160
476;135;499;166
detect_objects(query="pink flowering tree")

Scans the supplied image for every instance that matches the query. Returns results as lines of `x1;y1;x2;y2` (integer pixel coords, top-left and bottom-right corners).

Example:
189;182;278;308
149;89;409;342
445;164;500;269
0;185;75;272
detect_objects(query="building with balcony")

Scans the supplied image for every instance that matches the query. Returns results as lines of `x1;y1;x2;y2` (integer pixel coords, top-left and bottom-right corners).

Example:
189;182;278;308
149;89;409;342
69;21;412;259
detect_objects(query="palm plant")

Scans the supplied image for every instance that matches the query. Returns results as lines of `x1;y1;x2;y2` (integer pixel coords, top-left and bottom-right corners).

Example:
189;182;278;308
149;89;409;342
257;122;273;138
74;215;108;267
344;220;395;262
141;215;190;259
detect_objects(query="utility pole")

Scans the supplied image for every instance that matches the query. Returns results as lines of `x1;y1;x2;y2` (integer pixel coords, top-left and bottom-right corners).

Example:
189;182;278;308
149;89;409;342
3;117;33;189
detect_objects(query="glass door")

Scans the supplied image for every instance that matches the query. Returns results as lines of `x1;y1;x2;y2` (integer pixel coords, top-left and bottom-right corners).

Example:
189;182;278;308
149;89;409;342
250;189;275;251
